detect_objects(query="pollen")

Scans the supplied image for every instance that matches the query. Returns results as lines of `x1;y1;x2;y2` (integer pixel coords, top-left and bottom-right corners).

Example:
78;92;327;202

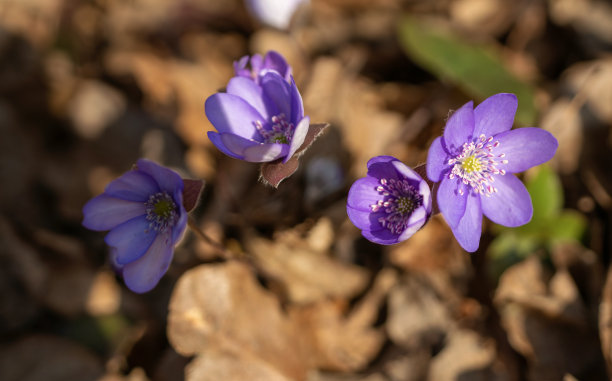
145;192;178;232
254;113;294;144
370;178;423;235
447;134;507;197
461;155;482;173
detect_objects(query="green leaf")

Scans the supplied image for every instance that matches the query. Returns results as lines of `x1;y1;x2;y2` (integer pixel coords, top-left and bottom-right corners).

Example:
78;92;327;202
549;210;586;243
397;16;537;125
525;165;563;223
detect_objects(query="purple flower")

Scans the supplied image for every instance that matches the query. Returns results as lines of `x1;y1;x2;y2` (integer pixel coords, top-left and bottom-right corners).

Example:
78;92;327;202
244;0;309;30
234;50;292;84
82;159;187;293
347;156;432;245
426;93;558;252
205;70;309;163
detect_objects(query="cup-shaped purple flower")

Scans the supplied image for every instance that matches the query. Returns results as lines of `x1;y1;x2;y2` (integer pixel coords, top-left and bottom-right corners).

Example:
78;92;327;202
82;159;187;293
233;50;292;84
347;156;433;245
206;71;309;163
426;93;558;252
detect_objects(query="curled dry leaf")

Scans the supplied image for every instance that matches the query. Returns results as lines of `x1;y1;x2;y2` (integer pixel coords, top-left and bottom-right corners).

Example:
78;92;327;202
428;329;499;381
167;262;311;381
540;98;583;174
168;261;391;380
260;123;330;188
386;274;452;351
495;257;607;380
245;221;369;304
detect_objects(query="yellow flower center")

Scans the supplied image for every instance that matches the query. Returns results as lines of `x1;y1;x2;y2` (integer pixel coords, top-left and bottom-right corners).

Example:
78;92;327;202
461;155;482;174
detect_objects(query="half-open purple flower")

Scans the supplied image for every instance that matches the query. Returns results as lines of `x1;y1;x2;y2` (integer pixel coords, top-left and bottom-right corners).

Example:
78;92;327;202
234;50;292;84
347;156;432;245
82;159;187;293
426;93;558;252
206;70;309;163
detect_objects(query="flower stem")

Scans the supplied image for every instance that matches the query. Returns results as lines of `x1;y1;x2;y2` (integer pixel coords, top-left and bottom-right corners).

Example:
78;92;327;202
187;216;236;261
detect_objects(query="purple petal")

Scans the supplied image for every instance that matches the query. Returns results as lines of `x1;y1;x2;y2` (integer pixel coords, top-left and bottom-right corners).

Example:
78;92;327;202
451;192;482;252
481;174;532;227
362;227;400;245
443;101;474;154
104;216;157;265
250;54;263;75
437;177;468;228
289;76;304;123
104;170;159;202
391;160;422;183
260;72;291;117
122;231;174;293
426;136;450;182
243;142;288;162
82;195;145;231
220;133;263;157
205;93;263;139
472;93;517;138
136;159;183;196
227;76;269;120
347;205;375;230
208;131;244;159
493;128;558;174
367;155;397;167
172;206;188;244
263;51;291;80
233;56;250;77
419;181;433;214
284;116;309;163
398;208;428;241
367;158;401;181
347;176;381;211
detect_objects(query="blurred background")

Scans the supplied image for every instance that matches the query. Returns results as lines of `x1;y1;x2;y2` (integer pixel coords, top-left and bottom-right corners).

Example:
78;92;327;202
0;0;611;380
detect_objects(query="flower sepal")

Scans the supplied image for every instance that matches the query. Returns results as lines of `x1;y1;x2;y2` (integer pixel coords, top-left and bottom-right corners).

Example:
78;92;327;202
182;179;205;213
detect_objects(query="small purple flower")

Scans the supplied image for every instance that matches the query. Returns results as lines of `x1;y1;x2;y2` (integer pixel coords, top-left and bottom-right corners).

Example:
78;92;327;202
426;93;558;252
82;159;187;293
205;70;309;163
244;0;309;30
233;50;292;84
347;156;432;245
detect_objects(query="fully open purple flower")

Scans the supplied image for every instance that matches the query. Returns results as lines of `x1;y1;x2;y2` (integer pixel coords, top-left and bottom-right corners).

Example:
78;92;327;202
347;156;432;245
426;93;558;252
234;50;292;84
206;70;309;163
82;159;187;293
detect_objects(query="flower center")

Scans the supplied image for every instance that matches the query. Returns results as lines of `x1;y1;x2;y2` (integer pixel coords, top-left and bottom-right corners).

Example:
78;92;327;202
370;178;423;235
145;192;178;232
254;113;294;144
447;134;508;196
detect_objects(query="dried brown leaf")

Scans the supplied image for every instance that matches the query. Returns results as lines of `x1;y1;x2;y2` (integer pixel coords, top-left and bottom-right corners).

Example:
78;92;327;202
167;262;310;381
495;257;606;380
246;223;369;304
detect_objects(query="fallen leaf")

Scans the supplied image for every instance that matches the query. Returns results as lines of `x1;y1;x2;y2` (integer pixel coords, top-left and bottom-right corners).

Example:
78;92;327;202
246;222;369;304
167;262;311;381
